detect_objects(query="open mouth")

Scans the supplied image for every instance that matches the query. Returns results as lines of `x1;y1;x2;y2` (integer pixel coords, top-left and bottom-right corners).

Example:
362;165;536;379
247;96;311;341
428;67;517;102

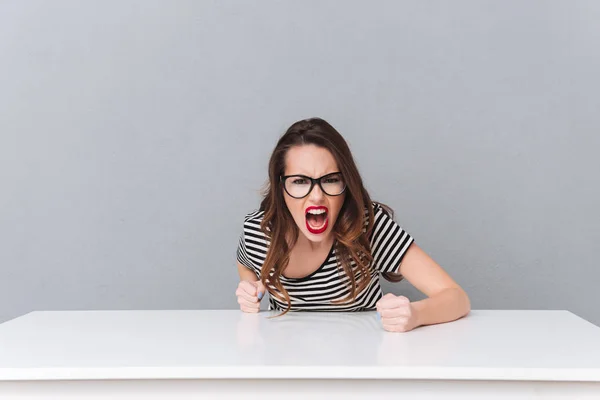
305;206;328;234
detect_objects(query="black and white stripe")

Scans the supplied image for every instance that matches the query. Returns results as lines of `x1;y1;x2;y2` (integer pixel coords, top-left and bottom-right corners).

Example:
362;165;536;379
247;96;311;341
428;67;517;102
236;202;414;312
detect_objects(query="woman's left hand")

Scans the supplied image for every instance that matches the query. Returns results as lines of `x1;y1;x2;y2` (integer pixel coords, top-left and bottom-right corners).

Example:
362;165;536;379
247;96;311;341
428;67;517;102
376;293;420;333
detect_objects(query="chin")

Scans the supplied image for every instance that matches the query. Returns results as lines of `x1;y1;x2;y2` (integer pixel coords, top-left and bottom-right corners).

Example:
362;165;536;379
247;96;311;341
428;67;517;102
301;227;331;242
305;233;326;242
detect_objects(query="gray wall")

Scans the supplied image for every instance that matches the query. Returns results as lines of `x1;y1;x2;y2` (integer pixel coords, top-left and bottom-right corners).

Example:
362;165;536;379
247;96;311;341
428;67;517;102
1;0;599;325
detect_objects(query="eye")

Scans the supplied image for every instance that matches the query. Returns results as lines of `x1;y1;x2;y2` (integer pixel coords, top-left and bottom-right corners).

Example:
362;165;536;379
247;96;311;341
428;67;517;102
291;177;309;185
322;174;342;184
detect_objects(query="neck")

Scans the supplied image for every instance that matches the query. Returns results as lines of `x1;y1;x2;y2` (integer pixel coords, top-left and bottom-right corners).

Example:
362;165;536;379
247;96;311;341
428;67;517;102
296;232;335;253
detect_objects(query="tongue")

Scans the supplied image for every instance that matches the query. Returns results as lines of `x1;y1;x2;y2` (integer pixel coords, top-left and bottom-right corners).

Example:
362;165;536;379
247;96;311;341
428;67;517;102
307;213;326;227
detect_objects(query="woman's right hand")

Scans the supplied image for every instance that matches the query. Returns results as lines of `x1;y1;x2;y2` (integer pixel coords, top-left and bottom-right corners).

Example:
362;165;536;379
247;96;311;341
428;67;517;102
235;280;266;313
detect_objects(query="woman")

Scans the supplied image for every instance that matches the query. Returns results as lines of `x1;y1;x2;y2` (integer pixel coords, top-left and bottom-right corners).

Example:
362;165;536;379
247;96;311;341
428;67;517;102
236;118;470;332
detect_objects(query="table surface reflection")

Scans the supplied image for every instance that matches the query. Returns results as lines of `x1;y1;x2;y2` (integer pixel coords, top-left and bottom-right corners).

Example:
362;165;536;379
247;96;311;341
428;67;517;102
1;309;599;381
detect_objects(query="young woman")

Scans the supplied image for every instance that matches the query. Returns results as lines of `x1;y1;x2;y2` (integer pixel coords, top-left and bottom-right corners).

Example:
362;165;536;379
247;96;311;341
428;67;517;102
236;118;470;332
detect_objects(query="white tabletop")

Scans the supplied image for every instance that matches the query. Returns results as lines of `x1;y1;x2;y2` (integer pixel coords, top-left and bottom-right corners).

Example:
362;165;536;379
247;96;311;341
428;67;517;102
0;310;599;382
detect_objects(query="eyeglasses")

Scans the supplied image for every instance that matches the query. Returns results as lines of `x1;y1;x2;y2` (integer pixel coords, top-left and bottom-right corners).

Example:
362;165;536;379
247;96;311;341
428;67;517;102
280;172;346;199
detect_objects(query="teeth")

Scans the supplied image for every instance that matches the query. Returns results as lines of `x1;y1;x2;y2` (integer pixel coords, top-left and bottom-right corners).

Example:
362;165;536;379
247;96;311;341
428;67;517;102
307;209;327;215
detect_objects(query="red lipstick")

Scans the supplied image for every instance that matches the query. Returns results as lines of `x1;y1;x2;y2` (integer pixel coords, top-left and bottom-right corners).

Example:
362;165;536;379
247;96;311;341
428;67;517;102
305;206;329;235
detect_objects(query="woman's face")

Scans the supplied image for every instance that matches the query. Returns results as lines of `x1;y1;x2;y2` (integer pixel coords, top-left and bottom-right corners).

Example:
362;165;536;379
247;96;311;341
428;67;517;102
282;144;346;243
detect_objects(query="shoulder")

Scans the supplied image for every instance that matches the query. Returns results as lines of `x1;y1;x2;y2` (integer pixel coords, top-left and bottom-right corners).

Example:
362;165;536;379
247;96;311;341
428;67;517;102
363;201;392;224
372;201;393;218
359;201;385;236
362;201;390;215
240;209;269;244
367;201;405;239
243;209;265;225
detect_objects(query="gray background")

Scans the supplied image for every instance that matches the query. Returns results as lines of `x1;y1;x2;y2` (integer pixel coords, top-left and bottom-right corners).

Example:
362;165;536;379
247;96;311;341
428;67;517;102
1;0;599;325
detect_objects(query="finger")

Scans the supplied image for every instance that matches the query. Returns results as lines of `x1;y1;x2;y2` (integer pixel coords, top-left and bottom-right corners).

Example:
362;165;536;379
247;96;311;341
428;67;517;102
381;316;409;326
237;297;260;308
236;288;258;303
379;307;411;318
239;281;258;296
377;296;410;310
253;280;266;300
382;323;410;333
376;293;407;305
376;295;392;310
375;293;395;307
376;297;395;311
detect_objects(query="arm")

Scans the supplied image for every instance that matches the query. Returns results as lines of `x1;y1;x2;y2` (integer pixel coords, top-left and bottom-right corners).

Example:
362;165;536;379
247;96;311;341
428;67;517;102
237;261;259;282
399;244;471;327
235;262;266;313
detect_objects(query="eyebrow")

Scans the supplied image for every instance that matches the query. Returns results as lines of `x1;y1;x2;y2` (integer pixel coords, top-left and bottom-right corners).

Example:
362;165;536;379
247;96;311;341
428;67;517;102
283;171;340;178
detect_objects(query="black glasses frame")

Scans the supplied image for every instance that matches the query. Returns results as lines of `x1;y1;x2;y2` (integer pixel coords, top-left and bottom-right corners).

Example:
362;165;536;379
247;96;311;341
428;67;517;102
280;172;347;199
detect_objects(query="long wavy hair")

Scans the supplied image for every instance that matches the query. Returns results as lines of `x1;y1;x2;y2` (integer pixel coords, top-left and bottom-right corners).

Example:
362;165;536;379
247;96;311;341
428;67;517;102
258;118;402;315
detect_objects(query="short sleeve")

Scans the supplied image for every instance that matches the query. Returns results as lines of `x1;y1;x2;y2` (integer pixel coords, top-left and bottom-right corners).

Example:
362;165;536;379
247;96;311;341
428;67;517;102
369;204;414;274
236;228;255;271
236;210;268;279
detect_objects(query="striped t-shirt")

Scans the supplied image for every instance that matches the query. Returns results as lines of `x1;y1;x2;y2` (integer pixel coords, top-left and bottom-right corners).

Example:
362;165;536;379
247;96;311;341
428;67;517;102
236;202;414;312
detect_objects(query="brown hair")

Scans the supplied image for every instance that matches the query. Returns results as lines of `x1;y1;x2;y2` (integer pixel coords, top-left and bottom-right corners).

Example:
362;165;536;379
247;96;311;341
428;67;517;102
258;118;402;315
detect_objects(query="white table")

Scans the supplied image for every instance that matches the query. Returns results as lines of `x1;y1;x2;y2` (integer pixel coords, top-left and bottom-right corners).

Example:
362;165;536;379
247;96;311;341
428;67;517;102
0;310;599;399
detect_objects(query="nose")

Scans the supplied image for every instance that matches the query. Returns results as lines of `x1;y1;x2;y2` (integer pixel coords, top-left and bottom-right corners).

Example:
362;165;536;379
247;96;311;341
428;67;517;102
308;182;325;201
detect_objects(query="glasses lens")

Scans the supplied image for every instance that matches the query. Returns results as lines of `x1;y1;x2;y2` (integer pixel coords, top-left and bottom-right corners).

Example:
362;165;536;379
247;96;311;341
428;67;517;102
285;176;312;198
321;173;345;195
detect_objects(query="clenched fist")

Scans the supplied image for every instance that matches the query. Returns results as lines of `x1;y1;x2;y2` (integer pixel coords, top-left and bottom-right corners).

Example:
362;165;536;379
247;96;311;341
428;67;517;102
235;280;266;313
376;293;420;332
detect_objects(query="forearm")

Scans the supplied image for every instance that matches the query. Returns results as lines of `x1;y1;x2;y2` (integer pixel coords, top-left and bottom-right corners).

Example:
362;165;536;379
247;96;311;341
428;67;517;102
412;287;471;327
237;263;259;282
